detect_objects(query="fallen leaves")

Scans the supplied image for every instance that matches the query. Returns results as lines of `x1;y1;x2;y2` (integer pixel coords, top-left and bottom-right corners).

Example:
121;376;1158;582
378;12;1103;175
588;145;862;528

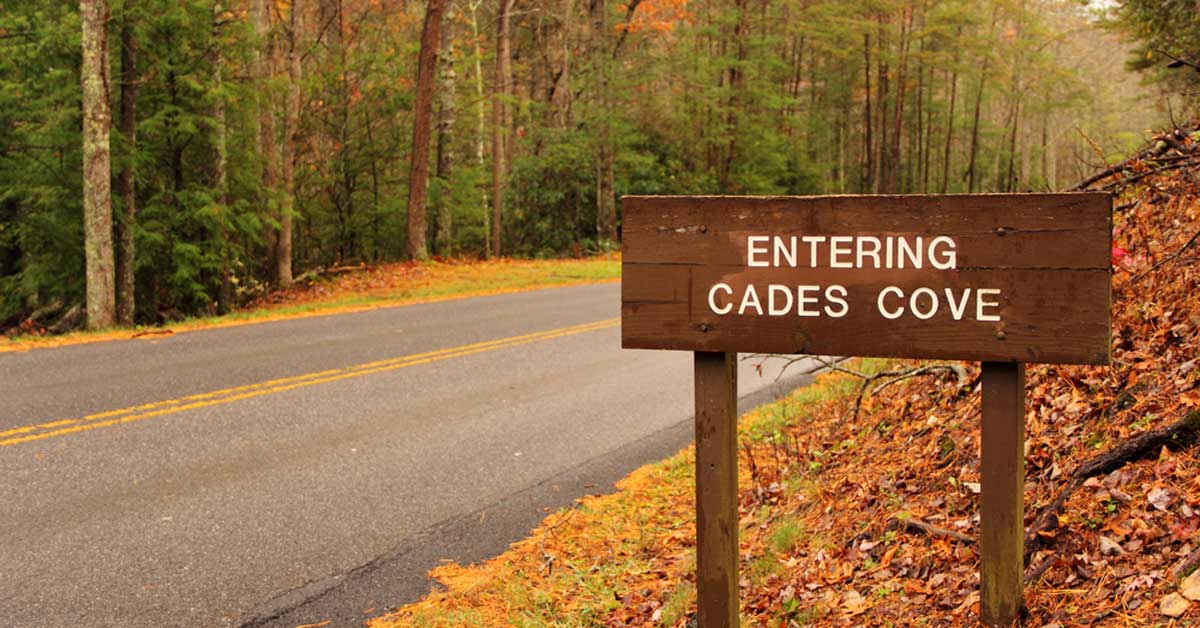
1160;592;1190;617
369;129;1200;627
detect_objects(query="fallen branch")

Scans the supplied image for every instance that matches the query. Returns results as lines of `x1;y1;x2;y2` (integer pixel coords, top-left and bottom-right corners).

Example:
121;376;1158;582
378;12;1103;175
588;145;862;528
1024;409;1200;561
1024;552;1056;584
132;328;175;338
1123;227;1200;288
1172;542;1200;581
887;516;974;544
740;354;849;382
847;363;968;422
1069;123;1199;192
538;509;576;575
1102;158;1200;191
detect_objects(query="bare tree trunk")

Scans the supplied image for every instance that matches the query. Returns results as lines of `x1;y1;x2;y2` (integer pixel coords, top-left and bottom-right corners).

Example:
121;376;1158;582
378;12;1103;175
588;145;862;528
885;6;911;194
279;0;303;285
81;0;116;329
966;8;998;194
966;69;986;193
212;2;233;313
253;0;279;280
875;15;889;194
490;0;511;258
591;0;617;240
1005;97;1021;191
551;0;575;128
717;0;749;191
434;3;457;257
469;0;490;257
406;0;447;261
862;33;873;192
116;7;138;325
940;44;960;194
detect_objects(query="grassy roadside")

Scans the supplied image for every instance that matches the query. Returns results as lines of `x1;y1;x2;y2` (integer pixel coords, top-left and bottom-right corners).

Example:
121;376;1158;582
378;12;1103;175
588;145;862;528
369;362;888;628
0;256;619;352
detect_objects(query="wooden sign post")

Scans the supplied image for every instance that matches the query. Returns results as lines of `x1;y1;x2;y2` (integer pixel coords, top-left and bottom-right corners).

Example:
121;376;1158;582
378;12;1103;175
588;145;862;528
621;194;1112;627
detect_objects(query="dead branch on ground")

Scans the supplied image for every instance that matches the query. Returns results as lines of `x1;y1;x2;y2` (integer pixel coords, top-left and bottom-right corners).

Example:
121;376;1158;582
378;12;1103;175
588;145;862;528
1024;409;1200;562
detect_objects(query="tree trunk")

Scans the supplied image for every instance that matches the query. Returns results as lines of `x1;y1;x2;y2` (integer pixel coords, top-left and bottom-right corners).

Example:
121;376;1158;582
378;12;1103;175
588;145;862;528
966;68;987;193
718;0;749;191
592;0;617;240
407;0;446;261
116;7;138;325
551;0;575;128
212;2;233;314
279;0;303;285
469;0;490;257
941;46;960;194
1005;97;1021;192
862;33;873;192
253;0;280;278
81;0;116;329
966;8;999;194
875;16;889;194
434;3;457;257
886;6;910;194
490;0;511;258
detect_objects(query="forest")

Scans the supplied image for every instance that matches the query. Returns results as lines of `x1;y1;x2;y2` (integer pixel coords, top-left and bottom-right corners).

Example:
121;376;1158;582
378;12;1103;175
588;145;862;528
0;0;1193;329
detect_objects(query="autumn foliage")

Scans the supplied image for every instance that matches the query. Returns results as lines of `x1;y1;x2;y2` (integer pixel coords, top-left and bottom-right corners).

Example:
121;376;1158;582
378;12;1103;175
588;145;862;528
372;126;1200;626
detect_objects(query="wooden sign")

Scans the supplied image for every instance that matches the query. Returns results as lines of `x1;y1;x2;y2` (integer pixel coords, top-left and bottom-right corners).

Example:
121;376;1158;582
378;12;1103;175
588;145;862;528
619;193;1112;628
622;194;1112;364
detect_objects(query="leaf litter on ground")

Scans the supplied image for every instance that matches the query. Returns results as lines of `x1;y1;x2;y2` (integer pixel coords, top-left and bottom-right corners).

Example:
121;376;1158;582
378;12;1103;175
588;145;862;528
372;126;1200;627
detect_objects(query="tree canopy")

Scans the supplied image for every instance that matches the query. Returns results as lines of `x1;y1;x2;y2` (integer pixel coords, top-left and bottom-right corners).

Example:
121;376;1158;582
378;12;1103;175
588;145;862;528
0;0;1176;328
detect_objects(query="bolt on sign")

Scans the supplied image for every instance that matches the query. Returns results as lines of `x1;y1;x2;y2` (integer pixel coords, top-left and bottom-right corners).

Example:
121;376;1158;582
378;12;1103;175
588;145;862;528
620;194;1112;627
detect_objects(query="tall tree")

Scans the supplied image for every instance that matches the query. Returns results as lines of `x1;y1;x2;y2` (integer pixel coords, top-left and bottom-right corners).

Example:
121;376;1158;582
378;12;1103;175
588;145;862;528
253;0;280;277
406;0;447;261
211;1;233;313
279;0;303;285
434;3;458;257
81;0;116;328
491;0;512;258
468;0;491;255
941;28;962;194
115;3;139;325
591;0;617;240
966;6;999;193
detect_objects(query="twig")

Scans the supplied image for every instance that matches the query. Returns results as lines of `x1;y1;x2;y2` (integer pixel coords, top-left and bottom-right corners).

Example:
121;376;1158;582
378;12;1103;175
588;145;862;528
1024;553;1056;584
741;354;850;382
871;364;968;395
1024;409;1200;560
538;510;576;575
1123;228;1200;287
1157;49;1200;73
887;516;974;544
1102;158;1200;191
846;363;967;422
1173;543;1200;581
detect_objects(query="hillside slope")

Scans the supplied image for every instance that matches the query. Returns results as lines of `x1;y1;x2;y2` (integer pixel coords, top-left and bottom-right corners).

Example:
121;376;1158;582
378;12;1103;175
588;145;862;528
373;126;1200;627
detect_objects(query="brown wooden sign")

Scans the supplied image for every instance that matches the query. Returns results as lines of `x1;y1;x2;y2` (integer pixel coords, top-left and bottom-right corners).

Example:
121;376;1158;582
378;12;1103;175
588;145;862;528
620;193;1113;628
622;194;1112;365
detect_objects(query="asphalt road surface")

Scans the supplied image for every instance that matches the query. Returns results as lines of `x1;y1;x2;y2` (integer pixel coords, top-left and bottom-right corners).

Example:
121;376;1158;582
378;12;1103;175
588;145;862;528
0;283;817;628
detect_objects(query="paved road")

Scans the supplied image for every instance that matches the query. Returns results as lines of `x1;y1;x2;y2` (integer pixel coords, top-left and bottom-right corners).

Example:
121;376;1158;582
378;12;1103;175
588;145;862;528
0;283;815;628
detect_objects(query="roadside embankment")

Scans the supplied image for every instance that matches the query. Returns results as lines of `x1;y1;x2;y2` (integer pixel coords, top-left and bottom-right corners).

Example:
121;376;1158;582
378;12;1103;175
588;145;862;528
373;128;1200;626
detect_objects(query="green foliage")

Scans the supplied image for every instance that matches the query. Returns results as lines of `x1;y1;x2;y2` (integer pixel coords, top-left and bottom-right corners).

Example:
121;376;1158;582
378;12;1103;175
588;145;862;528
1112;0;1200;110
0;0;1169;328
508;127;596;257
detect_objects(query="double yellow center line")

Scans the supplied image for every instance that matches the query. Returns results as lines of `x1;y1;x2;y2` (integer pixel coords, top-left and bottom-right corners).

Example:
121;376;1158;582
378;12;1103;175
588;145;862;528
1;318;618;448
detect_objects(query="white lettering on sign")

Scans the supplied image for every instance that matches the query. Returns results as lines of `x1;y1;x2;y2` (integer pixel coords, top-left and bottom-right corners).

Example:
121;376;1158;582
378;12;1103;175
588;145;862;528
704;234;1003;323
749;235;959;270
